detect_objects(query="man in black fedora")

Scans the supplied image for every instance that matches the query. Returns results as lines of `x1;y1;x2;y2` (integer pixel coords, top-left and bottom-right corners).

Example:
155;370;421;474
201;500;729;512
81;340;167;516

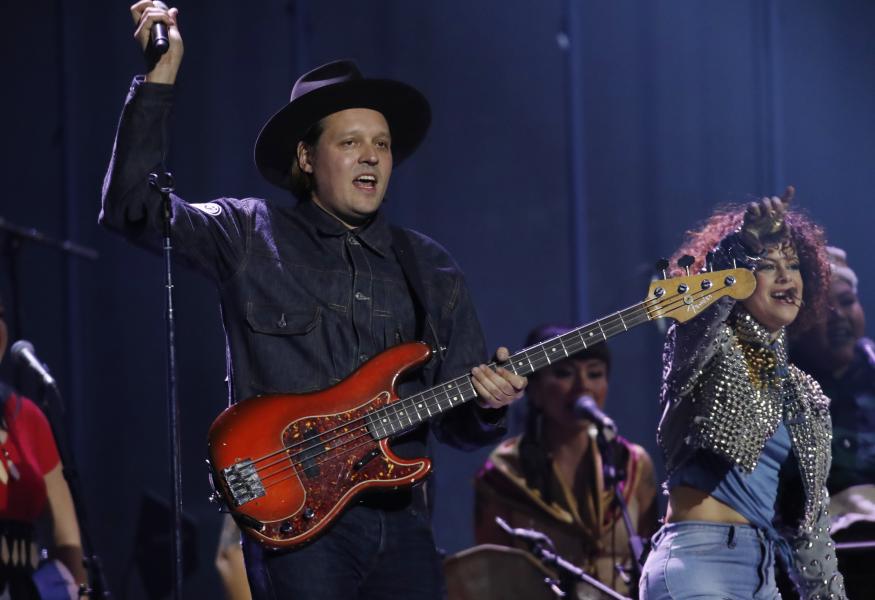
101;3;527;598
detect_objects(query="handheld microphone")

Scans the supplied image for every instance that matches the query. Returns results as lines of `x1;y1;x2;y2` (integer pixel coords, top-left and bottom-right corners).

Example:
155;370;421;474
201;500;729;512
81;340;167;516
149;1;170;58
10;340;56;388
573;395;617;442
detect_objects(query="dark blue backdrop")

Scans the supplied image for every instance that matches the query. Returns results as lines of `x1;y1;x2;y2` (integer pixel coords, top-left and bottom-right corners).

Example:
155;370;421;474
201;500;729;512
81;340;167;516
2;1;873;597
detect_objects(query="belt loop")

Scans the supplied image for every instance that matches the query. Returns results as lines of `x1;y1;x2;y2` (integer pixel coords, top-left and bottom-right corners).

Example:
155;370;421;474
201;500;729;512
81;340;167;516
727;524;737;549
650;525;666;549
755;531;771;594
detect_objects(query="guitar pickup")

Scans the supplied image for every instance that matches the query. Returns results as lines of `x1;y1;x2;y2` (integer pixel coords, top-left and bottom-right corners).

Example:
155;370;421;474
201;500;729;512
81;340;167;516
353;448;381;471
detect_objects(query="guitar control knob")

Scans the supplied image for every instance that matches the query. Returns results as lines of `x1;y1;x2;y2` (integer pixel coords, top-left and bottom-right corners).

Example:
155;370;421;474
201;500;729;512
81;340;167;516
677;284;689;294
725;276;736;286
701;280;712;290
280;521;294;534
303;507;315;520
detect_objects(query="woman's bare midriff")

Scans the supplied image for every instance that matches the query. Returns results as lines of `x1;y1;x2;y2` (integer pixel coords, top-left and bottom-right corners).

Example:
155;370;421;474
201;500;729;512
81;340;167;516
665;485;750;524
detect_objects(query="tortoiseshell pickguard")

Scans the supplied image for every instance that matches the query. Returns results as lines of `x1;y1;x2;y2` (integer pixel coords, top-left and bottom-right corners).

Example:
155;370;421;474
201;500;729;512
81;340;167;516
249;391;428;545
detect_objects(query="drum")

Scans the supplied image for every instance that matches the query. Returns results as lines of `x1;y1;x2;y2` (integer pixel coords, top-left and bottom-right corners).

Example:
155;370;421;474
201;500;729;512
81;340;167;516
444;544;558;600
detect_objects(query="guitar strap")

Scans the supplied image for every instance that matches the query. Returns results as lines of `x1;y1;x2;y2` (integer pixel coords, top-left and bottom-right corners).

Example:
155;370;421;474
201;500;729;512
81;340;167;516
390;226;444;516
389;226;447;366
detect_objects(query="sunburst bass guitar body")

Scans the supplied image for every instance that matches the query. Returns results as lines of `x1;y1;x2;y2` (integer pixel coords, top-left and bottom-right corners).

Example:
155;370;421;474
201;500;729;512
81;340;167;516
208;342;436;548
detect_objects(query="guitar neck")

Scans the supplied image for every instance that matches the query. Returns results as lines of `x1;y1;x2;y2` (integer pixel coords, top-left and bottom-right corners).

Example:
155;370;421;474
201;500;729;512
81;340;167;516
367;300;655;440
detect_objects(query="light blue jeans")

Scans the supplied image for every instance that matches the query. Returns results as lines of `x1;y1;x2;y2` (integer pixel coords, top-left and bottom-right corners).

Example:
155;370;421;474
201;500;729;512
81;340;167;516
640;521;780;600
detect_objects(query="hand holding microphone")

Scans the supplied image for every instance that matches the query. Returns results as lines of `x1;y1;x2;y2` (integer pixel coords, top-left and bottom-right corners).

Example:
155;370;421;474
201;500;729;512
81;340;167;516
149;1;170;56
131;1;183;83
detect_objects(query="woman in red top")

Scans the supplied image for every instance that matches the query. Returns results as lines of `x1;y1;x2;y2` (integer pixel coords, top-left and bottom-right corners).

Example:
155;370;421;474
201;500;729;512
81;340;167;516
0;299;86;598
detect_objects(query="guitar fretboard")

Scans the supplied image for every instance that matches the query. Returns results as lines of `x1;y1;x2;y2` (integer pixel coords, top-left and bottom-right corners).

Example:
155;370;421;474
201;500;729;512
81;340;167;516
366;301;654;439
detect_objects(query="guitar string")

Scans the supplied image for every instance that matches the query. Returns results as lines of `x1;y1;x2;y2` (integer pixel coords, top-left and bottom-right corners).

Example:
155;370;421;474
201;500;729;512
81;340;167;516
244;290;664;478
257;302;655;486
249;289;667;470
245;281;735;486
233;281;729;482
254;280;727;491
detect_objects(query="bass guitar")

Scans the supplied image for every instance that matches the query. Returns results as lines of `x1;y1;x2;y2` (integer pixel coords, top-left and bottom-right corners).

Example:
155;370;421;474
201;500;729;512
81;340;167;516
207;266;755;549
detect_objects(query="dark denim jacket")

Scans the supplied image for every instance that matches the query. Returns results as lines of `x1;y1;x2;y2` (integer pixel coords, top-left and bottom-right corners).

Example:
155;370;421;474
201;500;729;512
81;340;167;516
99;77;505;465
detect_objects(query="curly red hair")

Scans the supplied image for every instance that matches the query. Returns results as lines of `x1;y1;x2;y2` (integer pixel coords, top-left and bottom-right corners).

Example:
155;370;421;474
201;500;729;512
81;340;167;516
670;205;830;334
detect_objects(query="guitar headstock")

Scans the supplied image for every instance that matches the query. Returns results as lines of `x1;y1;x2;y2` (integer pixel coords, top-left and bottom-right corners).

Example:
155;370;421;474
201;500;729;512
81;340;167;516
645;267;756;323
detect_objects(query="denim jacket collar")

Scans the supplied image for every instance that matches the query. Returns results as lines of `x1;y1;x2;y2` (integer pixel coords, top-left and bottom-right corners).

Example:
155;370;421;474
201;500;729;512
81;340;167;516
296;199;391;257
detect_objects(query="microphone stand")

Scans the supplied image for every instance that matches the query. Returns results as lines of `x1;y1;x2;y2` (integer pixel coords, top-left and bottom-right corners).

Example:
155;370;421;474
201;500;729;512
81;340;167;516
36;378;110;598
835;540;875;552
0;216;99;261
495;517;629;600
149;171;184;600
0;217;105;595
596;430;645;598
0;216;98;376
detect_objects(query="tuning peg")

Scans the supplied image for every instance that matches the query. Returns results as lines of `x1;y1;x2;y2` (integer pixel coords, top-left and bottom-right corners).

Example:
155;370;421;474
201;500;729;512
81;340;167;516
655;258;670;279
705;252;715;272
677;255;695;275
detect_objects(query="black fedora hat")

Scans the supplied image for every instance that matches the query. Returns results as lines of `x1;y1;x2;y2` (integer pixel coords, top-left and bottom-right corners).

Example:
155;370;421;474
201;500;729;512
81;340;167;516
254;59;431;191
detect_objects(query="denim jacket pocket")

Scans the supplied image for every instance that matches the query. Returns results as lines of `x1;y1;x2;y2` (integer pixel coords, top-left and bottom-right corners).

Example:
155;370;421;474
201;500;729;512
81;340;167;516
246;302;320;335
244;301;328;393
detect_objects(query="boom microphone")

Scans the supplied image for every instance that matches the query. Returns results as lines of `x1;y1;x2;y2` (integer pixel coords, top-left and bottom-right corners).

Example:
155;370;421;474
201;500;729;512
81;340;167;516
494;516;556;551
10;340;56;388
573;395;617;442
860;338;875;371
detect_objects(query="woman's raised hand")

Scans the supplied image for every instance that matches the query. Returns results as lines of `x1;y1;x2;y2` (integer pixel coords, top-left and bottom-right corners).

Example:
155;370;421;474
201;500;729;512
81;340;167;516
740;185;794;254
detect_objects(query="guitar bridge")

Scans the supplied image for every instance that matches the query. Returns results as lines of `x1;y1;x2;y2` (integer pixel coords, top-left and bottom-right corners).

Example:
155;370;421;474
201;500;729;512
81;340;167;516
223;459;266;507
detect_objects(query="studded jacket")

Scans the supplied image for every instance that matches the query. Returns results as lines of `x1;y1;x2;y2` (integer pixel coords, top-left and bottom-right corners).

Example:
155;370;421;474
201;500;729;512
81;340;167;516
657;233;846;599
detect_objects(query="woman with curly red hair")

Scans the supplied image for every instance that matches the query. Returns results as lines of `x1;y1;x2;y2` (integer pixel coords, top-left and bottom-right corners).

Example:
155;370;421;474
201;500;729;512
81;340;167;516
640;187;847;599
